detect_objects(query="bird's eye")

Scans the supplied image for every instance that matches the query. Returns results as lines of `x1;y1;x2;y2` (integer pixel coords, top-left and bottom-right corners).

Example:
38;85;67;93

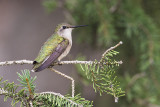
62;26;67;29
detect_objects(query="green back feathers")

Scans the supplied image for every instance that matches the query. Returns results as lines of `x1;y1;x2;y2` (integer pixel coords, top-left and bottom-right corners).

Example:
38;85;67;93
34;34;64;63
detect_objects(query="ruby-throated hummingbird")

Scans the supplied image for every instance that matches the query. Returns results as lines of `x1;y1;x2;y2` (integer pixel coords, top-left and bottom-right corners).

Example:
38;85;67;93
32;23;87;72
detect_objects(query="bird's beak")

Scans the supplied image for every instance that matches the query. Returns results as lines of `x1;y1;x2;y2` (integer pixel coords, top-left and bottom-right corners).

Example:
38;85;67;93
70;25;88;28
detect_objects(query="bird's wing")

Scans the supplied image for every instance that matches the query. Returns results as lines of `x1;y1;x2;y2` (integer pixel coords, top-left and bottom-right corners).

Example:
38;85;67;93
32;34;69;72
34;34;64;63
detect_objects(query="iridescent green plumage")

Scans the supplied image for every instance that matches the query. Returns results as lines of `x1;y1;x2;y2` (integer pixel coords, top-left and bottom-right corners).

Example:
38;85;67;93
35;34;64;63
33;33;68;71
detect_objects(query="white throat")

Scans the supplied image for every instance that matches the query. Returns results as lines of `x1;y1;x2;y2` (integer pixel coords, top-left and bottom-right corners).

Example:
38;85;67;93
58;28;72;45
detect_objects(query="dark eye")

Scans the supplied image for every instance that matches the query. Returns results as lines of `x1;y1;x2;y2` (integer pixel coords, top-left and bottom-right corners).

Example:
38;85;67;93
62;26;67;29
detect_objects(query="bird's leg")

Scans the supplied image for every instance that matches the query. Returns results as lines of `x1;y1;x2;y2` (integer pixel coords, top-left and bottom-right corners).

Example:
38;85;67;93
50;60;62;67
57;60;62;66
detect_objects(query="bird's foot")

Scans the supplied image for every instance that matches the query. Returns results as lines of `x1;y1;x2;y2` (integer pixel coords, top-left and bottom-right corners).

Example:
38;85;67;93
57;61;62;66
51;61;62;66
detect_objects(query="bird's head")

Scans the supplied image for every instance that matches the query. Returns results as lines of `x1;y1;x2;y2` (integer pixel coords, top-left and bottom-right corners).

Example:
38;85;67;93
55;23;88;37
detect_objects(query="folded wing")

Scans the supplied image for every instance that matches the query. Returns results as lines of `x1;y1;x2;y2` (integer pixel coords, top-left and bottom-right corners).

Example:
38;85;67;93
33;39;69;72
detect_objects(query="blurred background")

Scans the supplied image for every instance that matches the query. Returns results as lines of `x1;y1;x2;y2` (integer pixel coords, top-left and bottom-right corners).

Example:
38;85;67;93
0;0;160;107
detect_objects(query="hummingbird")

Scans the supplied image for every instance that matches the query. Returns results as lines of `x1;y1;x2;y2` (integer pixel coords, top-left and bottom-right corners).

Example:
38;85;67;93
32;23;87;72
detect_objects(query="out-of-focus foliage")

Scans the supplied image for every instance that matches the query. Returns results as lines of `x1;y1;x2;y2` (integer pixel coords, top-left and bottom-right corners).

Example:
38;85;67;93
42;0;57;13
66;0;160;106
66;0;117;47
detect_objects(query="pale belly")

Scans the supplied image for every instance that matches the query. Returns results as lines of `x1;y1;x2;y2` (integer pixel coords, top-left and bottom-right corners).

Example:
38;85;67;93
57;43;72;61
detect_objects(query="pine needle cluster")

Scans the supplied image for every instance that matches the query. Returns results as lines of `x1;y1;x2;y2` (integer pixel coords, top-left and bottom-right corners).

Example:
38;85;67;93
80;50;125;102
0;70;93;107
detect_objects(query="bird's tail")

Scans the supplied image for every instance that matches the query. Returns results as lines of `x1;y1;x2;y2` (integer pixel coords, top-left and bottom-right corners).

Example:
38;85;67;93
31;61;44;72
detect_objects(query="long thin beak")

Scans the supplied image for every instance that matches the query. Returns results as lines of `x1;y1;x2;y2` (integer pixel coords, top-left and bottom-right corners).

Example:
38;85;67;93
70;25;88;28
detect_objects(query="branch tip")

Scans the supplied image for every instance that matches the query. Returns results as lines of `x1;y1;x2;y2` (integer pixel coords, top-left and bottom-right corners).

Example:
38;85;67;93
119;41;123;44
102;41;123;58
119;61;123;64
115;97;119;103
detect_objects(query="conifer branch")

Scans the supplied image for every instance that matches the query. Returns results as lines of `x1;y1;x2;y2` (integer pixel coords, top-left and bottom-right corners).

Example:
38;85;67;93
0;71;92;106
37;92;81;106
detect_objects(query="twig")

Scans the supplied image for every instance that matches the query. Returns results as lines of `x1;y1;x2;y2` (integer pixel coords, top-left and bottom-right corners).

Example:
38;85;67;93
49;68;75;98
110;86;119;103
114;97;118;103
55;60;93;65
38;91;82;107
102;41;123;59
0;60;123;66
0;60;33;66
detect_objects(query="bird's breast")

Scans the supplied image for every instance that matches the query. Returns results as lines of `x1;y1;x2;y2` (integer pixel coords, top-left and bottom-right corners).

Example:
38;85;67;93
57;42;72;61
